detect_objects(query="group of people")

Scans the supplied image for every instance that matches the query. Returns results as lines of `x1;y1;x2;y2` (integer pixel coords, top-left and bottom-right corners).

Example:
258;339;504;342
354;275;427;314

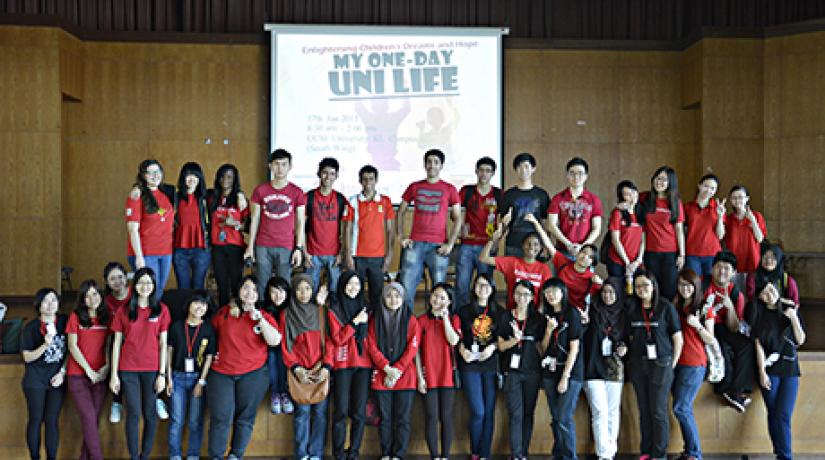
18;148;806;460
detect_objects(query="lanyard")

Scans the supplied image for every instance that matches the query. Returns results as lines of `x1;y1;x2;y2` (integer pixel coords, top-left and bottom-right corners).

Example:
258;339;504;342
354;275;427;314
641;307;654;340
514;314;528;346
184;323;202;358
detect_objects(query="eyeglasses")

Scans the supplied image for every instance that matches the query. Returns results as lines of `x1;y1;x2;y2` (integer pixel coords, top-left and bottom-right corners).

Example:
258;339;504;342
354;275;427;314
135;281;154;287
567;171;586;177
634;282;653;289
514;292;533;298
145;169;162;177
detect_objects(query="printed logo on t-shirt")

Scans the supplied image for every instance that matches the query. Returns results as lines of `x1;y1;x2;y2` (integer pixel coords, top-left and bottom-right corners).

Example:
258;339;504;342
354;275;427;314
415;188;444;213
262;193;294;220
315;199;339;222
560;200;592;222
512;197;541;220
43;335;66;364
514;269;544;288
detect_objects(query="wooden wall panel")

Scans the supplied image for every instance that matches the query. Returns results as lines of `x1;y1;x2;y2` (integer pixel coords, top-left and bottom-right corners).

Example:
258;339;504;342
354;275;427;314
58;30;84;100
0;27;63;295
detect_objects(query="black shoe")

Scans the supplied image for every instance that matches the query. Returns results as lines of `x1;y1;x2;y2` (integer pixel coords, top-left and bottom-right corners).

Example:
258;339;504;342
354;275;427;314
723;392;745;413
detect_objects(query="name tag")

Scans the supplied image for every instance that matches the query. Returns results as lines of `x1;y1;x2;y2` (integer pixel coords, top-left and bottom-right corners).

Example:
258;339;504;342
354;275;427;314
471;342;479;353
184;358;195;373
646;343;658;360
510;354;521;369
543;356;557;372
602;337;613;357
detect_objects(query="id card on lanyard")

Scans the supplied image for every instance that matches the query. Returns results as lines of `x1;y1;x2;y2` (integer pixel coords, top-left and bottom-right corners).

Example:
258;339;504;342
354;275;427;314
510;316;527;370
184;323;202;373
642;307;657;360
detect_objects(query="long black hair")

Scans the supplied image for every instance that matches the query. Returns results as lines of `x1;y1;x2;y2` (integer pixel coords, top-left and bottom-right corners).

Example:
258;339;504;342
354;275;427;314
128;267;162;321
262;276;291;315
102;261;127;297
176;162;207;201
426;282;454;317
674;269;703;315
641;165;680;224
209;163;242;212
755;241;787;295
134;159;164;214
512;279;537;310
470;272;500;310
539;278;570;316
76;279;111;328
616;179;642;224
235;274;261;309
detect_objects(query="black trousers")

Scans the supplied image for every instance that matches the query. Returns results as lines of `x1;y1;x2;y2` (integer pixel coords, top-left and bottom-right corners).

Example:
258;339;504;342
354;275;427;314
643;251;678;301
376;389;414;459
120;371;159;460
423;388;456;458
629;359;674;460
332;368;371;459
714;325;755;395
212;244;245;307
355;256;385;313
23;385;65;460
503;371;541;458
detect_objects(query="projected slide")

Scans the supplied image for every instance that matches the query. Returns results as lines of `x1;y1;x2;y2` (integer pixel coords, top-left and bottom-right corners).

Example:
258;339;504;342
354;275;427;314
264;24;507;202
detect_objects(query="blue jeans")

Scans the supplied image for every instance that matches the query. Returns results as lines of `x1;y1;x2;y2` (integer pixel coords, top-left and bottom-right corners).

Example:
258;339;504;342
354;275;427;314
672;365;706;459
267;348;288;394
544;377;583;460
173;247;211;290
128;254;173;294
399;241;449;312
254;246;293;298
685;256;714;279
761;375;799;460
455;245;494;311
306;255;341;294
294;397;329;459
461;370;497;457
168;371;206;458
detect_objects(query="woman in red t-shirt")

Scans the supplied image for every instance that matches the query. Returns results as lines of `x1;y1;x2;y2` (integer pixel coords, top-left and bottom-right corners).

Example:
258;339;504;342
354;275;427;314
672;269;717;460
109;267;171;460
281;274;333;460
207;275;281;459
684;174;726;278
102;261;130;424
416;282;461;460
208;164;250;306
172;162;211;290
640;166;686;301
724;185;766;278
606;180;645;280
367;282;421;460
66;280;111;460
126;159;176;293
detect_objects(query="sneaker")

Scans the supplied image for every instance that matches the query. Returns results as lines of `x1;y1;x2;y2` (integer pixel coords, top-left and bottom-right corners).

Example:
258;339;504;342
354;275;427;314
109;402;122;424
281;393;294;414
186;456;200;460
156;398;169;420
270;393;282;414
170;456;182;460
722;392;746;413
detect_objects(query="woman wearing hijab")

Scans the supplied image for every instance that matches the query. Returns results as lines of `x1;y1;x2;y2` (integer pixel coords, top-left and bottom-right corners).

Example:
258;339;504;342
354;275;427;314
746;242;799;305
582;277;628;460
281;274;334;460
324;271;370;460
366;282;421;460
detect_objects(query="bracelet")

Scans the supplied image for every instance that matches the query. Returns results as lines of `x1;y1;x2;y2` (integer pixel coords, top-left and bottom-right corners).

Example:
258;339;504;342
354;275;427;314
198;379;207;387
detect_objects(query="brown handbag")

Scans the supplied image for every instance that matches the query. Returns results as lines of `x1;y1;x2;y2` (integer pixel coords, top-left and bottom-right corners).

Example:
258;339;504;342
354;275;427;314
287;307;330;405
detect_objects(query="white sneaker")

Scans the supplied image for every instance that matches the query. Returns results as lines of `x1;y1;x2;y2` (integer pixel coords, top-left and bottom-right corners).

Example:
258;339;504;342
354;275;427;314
109;402;122;424
156;398;169;420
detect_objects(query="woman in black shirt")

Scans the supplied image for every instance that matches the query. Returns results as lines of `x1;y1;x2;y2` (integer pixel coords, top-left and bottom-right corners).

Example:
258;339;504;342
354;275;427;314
21;288;68;460
753;281;805;460
582;277;628;460
539;278;583;460
457;273;500;460
497;280;547;460
626;270;683;460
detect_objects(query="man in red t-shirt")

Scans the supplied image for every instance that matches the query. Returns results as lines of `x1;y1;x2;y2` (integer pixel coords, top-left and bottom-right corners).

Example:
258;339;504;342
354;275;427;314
548;157;603;259
455;157;501;309
703;250;753;413
397;149;462;311
343;165;396;311
303;157;354;294
245;149;307;296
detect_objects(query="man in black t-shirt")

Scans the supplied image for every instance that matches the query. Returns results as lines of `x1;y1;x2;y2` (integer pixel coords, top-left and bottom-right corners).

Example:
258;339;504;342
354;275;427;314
498;153;550;257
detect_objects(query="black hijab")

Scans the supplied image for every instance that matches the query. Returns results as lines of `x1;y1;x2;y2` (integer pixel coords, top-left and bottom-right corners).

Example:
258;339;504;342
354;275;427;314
331;270;367;354
591;277;626;341
376;282;410;363
755;242;787;295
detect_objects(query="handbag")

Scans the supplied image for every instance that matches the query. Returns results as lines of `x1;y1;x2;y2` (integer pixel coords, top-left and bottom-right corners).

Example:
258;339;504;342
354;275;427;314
705;338;725;383
287;307;330;405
